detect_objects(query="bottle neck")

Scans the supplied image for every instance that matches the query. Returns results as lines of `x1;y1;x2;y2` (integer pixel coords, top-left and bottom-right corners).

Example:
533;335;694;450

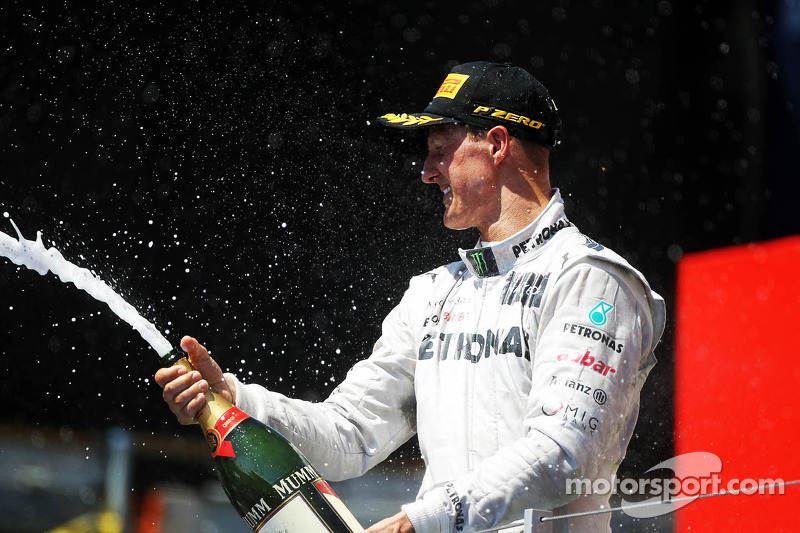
160;346;186;367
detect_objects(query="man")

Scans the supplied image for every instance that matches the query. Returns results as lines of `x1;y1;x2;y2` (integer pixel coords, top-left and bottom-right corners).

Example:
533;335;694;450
157;61;666;532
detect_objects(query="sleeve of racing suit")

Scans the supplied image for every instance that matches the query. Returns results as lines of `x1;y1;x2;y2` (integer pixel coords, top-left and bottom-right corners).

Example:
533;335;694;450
401;258;661;533
224;285;419;482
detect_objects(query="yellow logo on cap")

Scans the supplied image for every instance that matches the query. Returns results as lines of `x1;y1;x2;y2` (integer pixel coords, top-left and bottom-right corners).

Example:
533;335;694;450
381;113;444;126
472;106;545;129
434;73;469;99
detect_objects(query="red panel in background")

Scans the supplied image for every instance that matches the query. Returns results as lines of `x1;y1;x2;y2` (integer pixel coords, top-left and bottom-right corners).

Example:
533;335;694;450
674;236;800;531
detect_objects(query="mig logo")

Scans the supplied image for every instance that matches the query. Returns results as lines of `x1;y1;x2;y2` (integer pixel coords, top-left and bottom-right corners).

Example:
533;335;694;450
589;301;614;326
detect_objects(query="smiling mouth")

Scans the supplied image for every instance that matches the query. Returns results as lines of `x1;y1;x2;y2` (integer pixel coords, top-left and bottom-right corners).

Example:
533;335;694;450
442;186;452;207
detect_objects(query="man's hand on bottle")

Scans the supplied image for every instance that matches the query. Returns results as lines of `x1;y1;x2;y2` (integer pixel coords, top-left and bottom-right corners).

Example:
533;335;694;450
155;335;237;425
363;510;415;533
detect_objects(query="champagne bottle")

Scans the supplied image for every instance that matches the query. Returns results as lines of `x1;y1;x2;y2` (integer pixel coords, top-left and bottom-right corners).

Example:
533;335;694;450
161;348;364;533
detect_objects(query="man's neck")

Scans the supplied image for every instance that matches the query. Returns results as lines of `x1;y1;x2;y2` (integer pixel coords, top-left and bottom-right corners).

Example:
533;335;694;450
479;185;553;242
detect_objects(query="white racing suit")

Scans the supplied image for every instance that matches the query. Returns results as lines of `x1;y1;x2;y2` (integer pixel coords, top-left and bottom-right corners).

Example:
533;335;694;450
227;190;666;532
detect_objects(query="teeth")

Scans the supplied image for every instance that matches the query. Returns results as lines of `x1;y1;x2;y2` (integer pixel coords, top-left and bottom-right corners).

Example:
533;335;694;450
443;186;452;195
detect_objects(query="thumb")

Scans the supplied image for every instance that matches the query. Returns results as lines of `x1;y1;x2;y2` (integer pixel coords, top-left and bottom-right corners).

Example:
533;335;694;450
180;335;225;387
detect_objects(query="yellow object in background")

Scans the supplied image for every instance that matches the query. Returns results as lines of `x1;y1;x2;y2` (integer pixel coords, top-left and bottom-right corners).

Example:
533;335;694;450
48;510;122;533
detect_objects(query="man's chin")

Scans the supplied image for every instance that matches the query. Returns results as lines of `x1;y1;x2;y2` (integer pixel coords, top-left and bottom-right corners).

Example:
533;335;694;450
442;216;472;232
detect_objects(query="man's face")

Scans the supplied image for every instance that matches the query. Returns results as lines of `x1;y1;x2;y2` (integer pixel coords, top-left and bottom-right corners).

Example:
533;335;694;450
421;126;497;233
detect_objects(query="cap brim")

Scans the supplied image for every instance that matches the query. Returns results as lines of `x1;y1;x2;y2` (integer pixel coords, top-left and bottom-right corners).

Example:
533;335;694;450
376;112;458;130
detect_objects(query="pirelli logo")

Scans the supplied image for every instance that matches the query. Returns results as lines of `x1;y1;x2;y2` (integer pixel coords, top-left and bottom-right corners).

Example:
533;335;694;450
472;105;544;129
434;73;469;99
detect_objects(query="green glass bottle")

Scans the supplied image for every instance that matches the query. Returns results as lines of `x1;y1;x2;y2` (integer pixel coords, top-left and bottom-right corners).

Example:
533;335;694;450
161;348;364;533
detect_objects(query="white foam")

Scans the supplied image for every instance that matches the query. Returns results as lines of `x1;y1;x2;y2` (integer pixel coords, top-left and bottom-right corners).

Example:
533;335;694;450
0;220;172;355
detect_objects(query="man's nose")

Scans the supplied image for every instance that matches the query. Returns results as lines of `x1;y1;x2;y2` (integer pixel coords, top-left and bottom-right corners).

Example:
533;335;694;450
420;155;439;183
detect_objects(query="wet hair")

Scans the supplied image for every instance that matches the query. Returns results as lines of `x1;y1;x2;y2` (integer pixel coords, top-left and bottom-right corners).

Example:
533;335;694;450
464;124;550;164
464;124;488;141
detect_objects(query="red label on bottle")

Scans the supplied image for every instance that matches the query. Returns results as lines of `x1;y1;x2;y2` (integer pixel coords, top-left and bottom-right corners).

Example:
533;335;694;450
315;480;338;498
215;406;250;438
207;407;250;458
215;440;236;458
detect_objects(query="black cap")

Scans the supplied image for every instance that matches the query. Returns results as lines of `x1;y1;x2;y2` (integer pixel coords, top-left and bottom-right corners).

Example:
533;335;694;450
377;61;561;148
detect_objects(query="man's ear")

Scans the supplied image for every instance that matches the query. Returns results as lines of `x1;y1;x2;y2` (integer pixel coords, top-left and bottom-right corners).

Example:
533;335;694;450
486;125;511;163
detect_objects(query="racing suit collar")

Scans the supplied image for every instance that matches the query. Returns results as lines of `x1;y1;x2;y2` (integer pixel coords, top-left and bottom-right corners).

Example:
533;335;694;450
458;188;575;278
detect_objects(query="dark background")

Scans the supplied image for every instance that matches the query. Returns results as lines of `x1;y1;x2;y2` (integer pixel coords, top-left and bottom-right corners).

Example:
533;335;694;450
1;0;798;518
